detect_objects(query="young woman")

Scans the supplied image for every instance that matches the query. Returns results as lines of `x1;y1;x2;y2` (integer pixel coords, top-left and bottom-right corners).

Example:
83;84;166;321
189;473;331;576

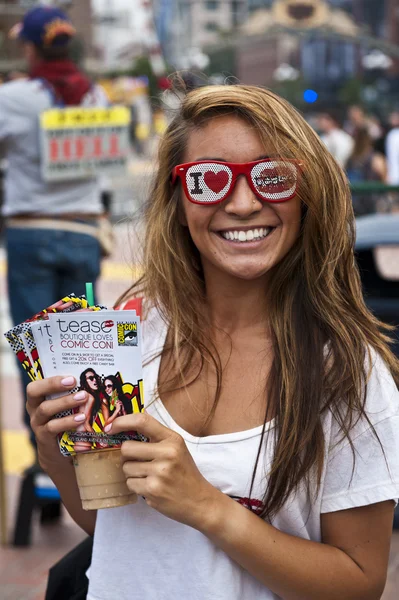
26;84;399;600
346;126;388;216
103;374;131;426
77;368;109;432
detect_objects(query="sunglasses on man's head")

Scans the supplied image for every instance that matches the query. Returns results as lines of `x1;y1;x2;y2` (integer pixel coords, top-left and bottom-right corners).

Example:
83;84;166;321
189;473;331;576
171;159;302;205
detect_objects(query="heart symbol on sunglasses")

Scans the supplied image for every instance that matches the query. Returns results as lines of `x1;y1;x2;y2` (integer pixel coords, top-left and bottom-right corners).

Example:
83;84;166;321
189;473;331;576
204;170;229;193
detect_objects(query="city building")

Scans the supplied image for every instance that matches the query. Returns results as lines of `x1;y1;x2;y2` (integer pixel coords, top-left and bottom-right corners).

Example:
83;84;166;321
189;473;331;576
154;0;248;66
211;0;398;104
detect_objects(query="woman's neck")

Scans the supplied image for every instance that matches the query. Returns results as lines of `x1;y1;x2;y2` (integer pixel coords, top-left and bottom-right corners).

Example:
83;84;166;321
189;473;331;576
203;266;270;335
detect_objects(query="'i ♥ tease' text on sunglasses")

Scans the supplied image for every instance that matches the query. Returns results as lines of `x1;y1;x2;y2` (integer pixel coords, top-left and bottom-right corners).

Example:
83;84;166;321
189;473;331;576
171;159;302;205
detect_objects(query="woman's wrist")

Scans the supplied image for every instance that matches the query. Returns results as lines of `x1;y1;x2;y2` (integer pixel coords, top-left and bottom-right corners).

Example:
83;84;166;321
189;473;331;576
193;485;236;538
38;448;73;476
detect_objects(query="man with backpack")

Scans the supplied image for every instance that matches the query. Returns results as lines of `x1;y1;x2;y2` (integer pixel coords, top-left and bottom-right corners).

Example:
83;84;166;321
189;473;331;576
1;5;108;448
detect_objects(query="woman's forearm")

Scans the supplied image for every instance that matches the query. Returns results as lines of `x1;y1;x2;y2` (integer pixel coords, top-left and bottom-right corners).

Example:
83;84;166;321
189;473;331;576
45;460;96;536
200;493;377;600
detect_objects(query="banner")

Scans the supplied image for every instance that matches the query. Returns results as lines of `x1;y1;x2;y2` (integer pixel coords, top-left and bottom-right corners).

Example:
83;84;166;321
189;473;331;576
40;105;131;182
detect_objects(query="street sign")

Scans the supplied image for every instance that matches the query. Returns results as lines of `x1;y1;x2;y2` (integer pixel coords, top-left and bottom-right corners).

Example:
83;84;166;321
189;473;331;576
39;105;131;182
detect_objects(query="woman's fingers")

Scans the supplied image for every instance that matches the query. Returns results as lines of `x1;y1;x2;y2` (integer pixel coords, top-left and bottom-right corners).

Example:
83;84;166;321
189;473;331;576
31;391;88;426
122;459;150;479
36;413;87;441
126;478;147;497
27;375;77;409
120;440;165;462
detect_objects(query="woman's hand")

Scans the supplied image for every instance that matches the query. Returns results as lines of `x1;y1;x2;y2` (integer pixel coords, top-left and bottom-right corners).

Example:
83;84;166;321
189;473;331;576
105;413;223;530
26;376;89;471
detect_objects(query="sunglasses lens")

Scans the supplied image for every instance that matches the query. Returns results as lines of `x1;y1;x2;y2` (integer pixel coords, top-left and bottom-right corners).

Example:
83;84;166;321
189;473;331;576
251;161;298;201
184;163;232;203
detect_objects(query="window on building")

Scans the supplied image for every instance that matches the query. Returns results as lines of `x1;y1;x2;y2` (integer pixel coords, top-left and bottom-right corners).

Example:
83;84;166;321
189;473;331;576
205;21;219;32
206;1;219;10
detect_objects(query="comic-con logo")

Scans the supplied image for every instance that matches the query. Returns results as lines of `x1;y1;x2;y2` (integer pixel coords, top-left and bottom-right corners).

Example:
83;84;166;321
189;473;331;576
117;321;138;346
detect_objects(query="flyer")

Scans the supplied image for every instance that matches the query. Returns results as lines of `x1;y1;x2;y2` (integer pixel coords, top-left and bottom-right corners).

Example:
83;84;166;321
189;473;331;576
3;294;102;380
44;310;145;456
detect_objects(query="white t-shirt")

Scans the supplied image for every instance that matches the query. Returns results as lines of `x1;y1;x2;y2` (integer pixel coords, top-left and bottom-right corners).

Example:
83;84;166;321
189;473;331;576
87;306;399;600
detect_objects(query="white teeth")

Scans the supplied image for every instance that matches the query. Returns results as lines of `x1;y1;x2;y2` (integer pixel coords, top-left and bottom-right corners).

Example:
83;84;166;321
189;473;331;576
221;228;272;242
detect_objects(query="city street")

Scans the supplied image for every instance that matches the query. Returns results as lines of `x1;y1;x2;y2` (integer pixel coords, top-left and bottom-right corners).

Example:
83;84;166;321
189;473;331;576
0;180;399;598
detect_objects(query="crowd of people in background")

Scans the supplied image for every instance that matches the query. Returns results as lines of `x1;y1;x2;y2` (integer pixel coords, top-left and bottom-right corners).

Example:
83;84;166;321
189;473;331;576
315;104;399;215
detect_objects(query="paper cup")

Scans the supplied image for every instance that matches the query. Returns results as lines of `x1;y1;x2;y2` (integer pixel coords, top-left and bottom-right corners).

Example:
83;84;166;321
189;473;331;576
73;448;137;510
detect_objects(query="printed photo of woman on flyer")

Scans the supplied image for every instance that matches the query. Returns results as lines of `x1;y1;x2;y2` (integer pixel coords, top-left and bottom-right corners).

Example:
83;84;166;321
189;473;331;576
72;369;111;452
78;368;110;431
103;374;132;427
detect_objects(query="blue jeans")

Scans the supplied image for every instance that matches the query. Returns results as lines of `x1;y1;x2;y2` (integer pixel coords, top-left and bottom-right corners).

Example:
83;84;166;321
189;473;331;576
6;226;101;447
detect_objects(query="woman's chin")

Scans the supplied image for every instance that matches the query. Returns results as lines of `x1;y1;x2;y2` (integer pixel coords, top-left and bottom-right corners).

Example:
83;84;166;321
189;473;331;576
222;263;272;281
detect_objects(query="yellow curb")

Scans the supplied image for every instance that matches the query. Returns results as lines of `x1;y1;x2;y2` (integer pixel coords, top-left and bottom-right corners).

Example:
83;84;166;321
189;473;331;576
101;261;143;281
2;430;35;476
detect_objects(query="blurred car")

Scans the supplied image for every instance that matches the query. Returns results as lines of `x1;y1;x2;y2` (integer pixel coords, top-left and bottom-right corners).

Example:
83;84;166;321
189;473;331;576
355;214;399;529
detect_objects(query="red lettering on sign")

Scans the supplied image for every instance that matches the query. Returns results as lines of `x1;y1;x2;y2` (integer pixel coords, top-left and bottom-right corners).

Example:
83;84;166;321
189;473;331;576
75;136;85;159
62;138;72;161
93;136;102;158
49;139;59;161
109;134;119;157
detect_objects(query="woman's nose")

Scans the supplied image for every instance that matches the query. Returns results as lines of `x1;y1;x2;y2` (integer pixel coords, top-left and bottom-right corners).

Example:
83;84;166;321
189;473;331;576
223;175;261;216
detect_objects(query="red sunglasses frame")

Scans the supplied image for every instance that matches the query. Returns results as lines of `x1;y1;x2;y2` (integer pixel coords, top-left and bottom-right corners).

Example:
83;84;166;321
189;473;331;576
171;159;303;205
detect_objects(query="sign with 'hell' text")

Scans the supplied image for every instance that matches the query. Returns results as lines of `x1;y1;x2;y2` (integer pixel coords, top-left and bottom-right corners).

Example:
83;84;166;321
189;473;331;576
39;106;131;182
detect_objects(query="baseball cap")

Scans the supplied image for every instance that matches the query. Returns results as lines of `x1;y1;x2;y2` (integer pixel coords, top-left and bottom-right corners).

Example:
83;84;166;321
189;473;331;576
9;6;76;47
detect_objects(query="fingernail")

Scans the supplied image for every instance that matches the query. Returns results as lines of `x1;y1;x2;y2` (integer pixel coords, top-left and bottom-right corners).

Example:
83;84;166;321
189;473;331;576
74;391;87;401
74;414;86;422
104;424;112;433
61;376;75;387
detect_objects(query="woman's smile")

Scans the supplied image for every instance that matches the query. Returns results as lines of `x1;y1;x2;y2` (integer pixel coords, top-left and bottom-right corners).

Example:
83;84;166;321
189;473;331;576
215;225;275;244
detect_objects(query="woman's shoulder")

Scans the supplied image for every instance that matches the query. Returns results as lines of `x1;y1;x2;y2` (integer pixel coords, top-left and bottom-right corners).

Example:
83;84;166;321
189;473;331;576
363;348;399;420
321;349;399;513
326;348;399;447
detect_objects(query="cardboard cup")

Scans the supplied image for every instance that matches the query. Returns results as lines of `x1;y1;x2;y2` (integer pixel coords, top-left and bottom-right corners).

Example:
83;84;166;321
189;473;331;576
73;448;137;510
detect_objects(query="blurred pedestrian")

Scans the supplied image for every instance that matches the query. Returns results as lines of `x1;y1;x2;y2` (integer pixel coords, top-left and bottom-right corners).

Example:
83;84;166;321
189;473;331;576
318;110;354;168
347;127;387;216
1;5;109;448
346;104;367;137
386;110;399;185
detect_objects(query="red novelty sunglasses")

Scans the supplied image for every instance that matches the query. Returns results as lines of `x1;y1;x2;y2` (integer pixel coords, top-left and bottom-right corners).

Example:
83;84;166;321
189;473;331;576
171;159;302;205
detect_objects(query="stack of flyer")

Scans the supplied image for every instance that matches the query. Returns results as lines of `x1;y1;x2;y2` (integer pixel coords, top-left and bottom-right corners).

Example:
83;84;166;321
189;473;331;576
4;294;145;456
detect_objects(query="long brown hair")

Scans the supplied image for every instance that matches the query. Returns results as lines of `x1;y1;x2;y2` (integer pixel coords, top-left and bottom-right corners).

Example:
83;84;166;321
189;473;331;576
119;84;399;518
